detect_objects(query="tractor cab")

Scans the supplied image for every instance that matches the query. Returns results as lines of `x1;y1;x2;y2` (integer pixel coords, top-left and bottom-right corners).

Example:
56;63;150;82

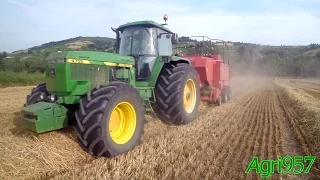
111;17;178;81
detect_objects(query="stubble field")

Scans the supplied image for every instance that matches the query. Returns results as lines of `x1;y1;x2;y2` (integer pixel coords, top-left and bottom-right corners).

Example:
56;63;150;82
0;77;319;180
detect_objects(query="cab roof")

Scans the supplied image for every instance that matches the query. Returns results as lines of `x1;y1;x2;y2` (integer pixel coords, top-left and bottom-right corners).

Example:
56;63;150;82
117;20;173;33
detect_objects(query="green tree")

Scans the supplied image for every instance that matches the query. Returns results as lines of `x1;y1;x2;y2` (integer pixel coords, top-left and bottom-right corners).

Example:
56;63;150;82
236;46;251;63
106;48;115;53
2;51;8;58
0;51;8;64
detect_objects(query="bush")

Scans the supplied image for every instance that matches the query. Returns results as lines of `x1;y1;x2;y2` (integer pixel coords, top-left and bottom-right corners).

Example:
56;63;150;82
0;71;45;87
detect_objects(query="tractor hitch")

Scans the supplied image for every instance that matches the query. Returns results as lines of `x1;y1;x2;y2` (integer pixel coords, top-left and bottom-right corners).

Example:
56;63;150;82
21;102;69;133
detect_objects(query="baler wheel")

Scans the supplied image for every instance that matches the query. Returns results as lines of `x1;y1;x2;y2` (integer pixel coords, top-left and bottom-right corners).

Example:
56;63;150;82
152;63;200;125
222;91;228;103
227;87;232;101
75;82;146;157
24;82;48;106
216;96;222;106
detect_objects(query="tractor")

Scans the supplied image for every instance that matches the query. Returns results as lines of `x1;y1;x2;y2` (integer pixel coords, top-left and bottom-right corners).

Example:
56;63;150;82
21;15;200;158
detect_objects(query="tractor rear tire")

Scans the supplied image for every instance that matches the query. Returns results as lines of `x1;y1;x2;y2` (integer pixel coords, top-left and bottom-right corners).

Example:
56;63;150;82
152;63;200;125
74;82;146;157
24;82;48;106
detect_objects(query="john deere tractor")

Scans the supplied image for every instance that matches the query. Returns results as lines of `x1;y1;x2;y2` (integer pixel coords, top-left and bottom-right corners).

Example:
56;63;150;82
21;15;200;157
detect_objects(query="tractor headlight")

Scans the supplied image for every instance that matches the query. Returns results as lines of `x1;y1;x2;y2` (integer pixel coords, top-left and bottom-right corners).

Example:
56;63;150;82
50;94;58;102
39;93;48;101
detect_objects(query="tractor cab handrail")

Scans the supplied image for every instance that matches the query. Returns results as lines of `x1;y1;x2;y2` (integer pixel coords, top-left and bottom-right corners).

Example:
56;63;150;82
174;35;231;65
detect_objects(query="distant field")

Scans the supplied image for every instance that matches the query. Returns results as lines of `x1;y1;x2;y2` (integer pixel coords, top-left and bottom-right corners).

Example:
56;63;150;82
305;48;320;56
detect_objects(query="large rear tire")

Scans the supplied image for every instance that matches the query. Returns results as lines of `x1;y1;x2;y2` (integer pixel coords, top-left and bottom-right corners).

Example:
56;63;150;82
75;82;146;157
24;82;48;106
152;63;200;125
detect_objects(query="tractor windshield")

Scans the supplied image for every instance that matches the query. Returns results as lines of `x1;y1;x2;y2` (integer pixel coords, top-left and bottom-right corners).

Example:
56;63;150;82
119;27;158;56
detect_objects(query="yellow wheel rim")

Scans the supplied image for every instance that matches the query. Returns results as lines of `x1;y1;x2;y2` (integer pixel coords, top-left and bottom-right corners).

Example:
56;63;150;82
184;79;197;113
109;102;136;144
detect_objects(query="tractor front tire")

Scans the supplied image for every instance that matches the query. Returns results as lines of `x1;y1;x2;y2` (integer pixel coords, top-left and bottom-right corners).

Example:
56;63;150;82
24;82;48;106
152;63;200;125
75;82;146;157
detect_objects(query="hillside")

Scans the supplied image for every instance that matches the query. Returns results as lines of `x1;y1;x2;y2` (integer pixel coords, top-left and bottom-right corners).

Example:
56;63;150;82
10;36;116;58
0;36;320;80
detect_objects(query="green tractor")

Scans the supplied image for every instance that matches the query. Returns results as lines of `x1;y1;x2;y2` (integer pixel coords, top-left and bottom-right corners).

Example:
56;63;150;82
21;15;200;157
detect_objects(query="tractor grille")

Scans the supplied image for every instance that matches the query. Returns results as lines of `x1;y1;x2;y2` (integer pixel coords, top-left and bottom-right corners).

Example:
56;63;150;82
70;64;110;88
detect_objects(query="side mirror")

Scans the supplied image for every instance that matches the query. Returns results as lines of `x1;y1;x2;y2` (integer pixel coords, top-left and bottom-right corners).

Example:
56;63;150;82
111;27;117;33
111;27;120;53
171;33;179;44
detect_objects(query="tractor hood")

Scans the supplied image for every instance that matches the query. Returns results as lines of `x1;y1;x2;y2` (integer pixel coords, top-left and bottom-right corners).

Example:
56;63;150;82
44;51;135;101
46;51;135;66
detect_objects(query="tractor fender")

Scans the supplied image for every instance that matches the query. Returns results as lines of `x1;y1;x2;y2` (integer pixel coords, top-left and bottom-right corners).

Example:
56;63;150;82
169;56;191;64
148;56;190;87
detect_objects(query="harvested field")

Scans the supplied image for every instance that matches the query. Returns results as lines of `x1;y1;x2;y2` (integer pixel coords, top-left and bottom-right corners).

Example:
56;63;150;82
0;77;319;180
278;79;320;100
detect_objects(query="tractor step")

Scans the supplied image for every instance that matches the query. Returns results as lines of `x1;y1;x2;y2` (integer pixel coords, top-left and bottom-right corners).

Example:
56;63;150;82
144;100;159;122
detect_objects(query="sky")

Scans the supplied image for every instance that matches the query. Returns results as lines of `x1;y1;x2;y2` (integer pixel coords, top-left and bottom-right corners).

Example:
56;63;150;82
0;0;320;52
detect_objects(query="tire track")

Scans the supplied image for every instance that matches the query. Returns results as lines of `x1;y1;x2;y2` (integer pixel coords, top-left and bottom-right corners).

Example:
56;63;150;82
237;95;265;180
218;89;266;179
266;88;274;159
171;89;261;179
176;89;261;178
246;88;270;179
258;90;269;159
270;87;287;180
272;88;285;157
275;89;311;156
259;88;273;161
240;88;269;180
275;87;320;179
240;85;287;180
265;87;283;180
210;89;264;179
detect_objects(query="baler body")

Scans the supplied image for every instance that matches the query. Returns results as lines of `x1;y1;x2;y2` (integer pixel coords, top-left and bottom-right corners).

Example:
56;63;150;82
182;54;231;103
